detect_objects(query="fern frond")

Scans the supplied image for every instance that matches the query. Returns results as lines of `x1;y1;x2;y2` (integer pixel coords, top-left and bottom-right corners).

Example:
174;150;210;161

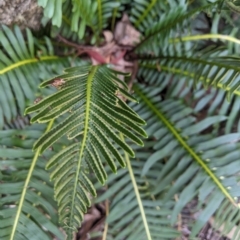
25;64;147;238
0;125;63;240
0;25;71;127
139;50;240;98
133;2;220;52
129;0;187;31
132;84;240;238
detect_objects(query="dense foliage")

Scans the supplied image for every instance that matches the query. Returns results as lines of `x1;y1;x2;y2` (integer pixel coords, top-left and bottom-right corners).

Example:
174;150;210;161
1;0;240;239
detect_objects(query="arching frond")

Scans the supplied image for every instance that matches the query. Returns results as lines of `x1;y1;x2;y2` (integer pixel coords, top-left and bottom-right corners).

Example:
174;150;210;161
0;25;71;128
0;125;63;240
131;84;240;239
25;64;147;239
139;48;240;99
133;2;220;53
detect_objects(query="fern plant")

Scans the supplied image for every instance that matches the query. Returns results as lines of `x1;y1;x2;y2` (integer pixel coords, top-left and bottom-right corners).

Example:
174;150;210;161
1;0;240;239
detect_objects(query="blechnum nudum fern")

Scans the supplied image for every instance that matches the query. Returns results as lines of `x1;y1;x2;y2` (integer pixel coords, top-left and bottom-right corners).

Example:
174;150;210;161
1;0;240;240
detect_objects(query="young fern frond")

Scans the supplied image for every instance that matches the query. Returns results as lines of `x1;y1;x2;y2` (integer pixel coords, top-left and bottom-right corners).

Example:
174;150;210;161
25;64;147;238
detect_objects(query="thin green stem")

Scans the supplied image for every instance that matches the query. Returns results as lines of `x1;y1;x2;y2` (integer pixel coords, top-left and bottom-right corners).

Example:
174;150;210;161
102;199;109;240
10;120;54;240
120;133;152;240
170;34;240;45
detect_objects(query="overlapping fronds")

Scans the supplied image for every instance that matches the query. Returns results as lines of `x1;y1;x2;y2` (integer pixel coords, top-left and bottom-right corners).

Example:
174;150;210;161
129;0;187;32
46;0;119;42
0;25;70;128
212;198;240;239
95;1;120;35
0;125;63;240
25;64;147;239
71;0;120;41
133;2;220;53
130;84;240;238
71;0;98;40
2;0;240;239
95;144;180;240
51;1;81;42
162;68;240;133
139;47;240;99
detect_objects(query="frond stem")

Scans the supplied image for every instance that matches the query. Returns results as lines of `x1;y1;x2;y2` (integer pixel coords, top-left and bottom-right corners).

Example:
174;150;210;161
10;119;54;240
170;34;240;45
120;133;152;240
68;66;98;233
102;199;109;240
0;56;59;75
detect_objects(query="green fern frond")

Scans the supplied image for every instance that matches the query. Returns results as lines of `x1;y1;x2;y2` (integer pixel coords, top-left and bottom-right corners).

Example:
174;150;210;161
130;0;187;31
132;84;240;238
25;64;147;238
0;125;63;240
139;50;240;98
133;2;220;52
0;25;71;127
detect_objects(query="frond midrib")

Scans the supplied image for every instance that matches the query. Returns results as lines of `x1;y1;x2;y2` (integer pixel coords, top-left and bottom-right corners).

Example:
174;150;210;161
0;56;60;75
134;85;237;207
68;65;98;233
133;0;157;28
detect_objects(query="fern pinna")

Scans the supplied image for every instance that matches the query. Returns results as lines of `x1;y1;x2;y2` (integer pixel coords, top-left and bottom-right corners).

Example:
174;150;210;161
25;64;147;238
